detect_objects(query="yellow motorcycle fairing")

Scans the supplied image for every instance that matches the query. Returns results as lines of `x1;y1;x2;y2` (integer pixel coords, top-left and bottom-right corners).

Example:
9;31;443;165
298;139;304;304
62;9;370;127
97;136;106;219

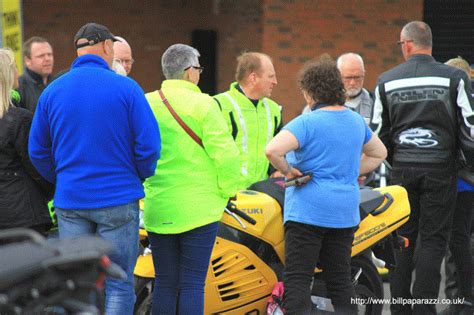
352;185;410;256
133;235;278;313
204;237;277;314
220;190;285;262
134;254;154;278
138;228;148;241
220;185;410;262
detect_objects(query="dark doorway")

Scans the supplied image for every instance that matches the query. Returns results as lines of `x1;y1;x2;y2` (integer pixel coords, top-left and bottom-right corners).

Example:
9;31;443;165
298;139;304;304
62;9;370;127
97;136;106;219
424;0;474;66
192;30;217;95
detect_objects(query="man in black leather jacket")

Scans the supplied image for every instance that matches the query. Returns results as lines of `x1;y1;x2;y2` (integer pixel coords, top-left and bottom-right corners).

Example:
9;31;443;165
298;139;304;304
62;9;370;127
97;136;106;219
371;21;474;315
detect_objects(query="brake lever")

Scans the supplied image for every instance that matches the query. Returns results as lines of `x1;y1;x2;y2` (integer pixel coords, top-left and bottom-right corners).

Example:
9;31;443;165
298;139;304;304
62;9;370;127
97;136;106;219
224;208;247;229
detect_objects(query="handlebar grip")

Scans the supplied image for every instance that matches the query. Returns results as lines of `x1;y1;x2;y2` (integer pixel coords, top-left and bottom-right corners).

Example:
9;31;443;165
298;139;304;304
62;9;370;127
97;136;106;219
227;202;257;225
232;208;257;225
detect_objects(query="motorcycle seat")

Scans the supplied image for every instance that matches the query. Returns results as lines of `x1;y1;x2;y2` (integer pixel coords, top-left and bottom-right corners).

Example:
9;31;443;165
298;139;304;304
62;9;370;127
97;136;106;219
359;189;386;219
0;242;58;291
0;235;114;291
248;177;285;210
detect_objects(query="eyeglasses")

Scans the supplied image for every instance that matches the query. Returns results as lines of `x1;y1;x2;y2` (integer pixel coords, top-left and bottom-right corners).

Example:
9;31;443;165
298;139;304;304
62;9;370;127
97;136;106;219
342;75;364;82
184;66;204;74
397;39;414;46
115;58;135;66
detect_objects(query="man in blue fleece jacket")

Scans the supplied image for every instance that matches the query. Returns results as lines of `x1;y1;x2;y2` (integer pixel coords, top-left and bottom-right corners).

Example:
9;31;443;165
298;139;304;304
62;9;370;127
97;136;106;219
28;23;161;314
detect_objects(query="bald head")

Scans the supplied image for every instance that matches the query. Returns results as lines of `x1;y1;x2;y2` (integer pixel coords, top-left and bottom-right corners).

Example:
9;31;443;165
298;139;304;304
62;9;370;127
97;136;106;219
114;36;133;75
401;21;432;48
399;21;433;60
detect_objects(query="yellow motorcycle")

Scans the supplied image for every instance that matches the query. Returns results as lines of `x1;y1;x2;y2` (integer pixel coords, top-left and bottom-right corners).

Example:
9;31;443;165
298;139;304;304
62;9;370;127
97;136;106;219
134;182;410;315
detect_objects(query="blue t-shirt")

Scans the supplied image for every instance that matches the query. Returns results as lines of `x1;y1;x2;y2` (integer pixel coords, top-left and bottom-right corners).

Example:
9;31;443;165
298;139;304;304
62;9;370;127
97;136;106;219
284;109;372;228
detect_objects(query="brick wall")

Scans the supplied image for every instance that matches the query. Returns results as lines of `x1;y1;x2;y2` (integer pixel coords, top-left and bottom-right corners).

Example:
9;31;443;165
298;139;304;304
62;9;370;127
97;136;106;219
262;0;423;121
22;0;262;93
23;0;423;121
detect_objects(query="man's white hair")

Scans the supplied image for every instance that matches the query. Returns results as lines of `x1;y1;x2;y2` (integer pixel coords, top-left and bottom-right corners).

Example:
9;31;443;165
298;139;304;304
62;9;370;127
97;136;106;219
337;53;365;71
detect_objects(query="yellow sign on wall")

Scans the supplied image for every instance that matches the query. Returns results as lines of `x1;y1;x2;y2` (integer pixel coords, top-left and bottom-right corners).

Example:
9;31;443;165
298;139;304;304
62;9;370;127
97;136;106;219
1;0;23;74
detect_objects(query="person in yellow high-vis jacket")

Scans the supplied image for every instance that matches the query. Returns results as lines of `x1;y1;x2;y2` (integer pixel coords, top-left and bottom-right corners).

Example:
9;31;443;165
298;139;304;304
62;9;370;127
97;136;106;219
143;44;240;315
214;52;283;189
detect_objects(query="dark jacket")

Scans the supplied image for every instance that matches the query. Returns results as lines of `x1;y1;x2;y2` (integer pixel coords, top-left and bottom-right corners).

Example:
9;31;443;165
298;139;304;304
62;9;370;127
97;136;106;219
371;54;474;167
0;106;54;229
17;67;53;113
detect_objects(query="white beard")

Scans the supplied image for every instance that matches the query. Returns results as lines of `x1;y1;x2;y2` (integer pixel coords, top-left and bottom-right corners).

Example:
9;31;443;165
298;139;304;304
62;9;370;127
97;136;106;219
346;87;362;98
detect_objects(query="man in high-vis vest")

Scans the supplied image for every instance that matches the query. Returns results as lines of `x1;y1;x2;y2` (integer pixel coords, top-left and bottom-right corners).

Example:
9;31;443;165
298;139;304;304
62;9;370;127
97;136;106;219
214;52;282;189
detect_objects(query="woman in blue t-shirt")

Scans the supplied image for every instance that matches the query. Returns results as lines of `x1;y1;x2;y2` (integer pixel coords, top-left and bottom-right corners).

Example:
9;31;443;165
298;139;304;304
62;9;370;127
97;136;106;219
265;55;387;315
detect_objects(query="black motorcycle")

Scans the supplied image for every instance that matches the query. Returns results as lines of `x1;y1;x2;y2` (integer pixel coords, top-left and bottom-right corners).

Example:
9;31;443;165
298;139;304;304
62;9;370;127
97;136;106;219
0;228;125;314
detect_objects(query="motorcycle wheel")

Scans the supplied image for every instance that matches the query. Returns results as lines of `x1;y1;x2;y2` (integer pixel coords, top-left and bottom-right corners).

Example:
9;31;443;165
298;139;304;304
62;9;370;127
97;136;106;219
352;254;384;315
134;276;153;315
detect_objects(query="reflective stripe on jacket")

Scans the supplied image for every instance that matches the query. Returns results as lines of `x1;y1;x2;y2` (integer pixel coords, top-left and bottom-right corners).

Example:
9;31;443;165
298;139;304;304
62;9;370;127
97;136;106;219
214;82;282;188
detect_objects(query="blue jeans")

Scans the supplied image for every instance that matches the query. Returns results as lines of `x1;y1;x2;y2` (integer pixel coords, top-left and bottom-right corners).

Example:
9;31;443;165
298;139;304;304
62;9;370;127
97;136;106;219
148;222;219;315
57;201;139;315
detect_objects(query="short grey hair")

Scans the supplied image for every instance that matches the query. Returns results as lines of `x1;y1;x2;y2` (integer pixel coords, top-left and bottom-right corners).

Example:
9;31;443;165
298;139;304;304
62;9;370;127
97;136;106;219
337;53;365;71
161;44;200;79
402;21;432;48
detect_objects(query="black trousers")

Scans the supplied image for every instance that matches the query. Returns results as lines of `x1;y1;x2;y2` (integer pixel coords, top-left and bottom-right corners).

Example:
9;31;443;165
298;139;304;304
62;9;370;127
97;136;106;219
389;166;457;315
444;191;474;301
282;220;357;315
